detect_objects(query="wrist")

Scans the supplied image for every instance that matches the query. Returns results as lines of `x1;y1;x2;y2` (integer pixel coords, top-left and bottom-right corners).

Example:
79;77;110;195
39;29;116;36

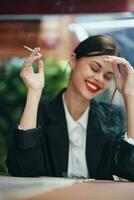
123;92;134;102
28;88;42;96
27;89;42;101
123;94;134;115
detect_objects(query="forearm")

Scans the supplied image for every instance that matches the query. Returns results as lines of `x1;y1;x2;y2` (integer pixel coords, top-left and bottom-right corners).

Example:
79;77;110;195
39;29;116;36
19;90;42;130
123;94;134;139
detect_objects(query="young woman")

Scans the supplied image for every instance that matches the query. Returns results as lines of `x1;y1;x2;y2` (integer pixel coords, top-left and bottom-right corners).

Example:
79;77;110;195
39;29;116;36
7;35;134;180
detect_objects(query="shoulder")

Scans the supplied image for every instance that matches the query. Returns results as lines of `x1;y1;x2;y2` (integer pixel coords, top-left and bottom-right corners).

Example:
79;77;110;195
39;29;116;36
37;89;65;124
97;101;125;119
43;90;64;113
91;100;124;119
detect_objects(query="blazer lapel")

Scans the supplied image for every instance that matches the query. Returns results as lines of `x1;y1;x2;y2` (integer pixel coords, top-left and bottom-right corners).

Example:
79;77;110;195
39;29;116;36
46;91;69;177
86;100;106;178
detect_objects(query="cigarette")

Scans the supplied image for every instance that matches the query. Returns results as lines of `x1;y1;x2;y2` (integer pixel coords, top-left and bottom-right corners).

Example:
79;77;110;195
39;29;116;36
24;45;34;52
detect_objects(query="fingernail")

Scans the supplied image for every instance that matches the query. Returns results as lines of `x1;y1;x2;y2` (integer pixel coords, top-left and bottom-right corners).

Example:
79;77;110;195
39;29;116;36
39;61;43;68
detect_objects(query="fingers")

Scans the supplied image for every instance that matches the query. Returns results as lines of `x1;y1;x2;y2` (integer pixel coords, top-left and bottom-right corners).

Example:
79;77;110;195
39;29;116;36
23;47;42;69
104;56;133;73
112;63;120;80
28;47;41;58
20;47;44;79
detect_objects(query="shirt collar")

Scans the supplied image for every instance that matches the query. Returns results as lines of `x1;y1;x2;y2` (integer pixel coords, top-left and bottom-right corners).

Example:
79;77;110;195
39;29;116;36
62;93;89;133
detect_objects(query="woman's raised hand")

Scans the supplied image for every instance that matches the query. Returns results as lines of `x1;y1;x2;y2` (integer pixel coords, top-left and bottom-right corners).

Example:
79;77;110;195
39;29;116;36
104;56;134;98
20;47;45;93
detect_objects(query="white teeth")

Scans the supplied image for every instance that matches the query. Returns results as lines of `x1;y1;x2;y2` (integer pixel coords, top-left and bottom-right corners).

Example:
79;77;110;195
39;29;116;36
86;82;98;90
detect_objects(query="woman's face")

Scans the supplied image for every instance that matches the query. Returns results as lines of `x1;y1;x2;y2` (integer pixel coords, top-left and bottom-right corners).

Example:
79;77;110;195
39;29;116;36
70;55;114;100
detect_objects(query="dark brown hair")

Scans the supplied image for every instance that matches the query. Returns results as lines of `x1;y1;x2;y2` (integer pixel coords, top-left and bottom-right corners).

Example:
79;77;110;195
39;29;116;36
74;35;120;59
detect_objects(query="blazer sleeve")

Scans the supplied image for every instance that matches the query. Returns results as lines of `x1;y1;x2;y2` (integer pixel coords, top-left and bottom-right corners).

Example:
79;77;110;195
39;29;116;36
112;138;134;181
6;102;48;177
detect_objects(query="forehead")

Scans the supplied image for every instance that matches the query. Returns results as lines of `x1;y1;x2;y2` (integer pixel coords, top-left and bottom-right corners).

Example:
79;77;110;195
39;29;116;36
84;55;113;73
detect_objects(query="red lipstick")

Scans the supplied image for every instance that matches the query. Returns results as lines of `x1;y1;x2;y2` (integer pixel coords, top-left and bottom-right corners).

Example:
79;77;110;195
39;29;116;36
85;80;100;94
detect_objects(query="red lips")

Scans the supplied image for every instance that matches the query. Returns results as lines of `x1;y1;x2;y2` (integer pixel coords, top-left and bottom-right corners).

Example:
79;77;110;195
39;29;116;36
85;80;101;94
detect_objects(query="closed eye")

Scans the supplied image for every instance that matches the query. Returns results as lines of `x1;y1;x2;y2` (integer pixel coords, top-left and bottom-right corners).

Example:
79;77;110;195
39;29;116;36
104;74;114;81
89;61;114;81
89;63;100;73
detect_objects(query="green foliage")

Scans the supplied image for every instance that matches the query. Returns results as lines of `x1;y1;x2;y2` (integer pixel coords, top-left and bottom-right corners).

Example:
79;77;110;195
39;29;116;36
0;57;69;174
43;58;69;100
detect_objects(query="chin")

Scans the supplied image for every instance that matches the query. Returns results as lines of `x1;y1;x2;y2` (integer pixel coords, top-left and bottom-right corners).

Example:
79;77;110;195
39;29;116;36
81;91;95;101
83;90;103;101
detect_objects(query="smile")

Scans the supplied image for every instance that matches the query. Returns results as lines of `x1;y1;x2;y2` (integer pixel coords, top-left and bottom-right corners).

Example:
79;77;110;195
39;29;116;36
85;80;101;94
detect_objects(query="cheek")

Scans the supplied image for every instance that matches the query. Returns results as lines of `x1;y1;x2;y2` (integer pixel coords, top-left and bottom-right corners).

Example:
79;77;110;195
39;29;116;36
103;80;111;91
78;65;92;78
72;63;93;82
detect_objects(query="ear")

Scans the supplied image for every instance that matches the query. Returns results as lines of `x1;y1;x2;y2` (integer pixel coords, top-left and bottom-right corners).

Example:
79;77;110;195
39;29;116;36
69;53;77;70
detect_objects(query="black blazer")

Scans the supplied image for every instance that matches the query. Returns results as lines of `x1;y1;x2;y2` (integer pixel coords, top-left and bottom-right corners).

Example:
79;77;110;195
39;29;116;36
7;91;134;180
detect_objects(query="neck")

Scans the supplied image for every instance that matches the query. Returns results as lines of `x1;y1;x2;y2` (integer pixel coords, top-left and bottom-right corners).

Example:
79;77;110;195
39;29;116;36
64;85;90;121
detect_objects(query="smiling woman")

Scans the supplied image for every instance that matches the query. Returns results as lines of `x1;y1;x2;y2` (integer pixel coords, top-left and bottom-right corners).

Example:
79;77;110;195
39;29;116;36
7;34;134;181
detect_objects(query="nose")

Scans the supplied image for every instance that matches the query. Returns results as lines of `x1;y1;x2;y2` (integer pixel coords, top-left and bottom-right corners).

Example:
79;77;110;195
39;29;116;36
94;73;103;83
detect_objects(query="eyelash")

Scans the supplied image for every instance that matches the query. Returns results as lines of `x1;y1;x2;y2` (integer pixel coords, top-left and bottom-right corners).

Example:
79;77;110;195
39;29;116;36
90;66;99;73
104;76;112;81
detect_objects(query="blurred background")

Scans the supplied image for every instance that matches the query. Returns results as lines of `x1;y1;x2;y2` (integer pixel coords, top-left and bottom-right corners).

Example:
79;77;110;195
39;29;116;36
0;0;134;174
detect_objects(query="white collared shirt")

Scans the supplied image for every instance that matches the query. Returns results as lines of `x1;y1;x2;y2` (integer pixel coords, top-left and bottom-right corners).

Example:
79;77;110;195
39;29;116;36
62;94;89;178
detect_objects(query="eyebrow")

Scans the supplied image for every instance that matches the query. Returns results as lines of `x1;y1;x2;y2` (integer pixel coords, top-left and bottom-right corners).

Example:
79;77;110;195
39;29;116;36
90;61;114;74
